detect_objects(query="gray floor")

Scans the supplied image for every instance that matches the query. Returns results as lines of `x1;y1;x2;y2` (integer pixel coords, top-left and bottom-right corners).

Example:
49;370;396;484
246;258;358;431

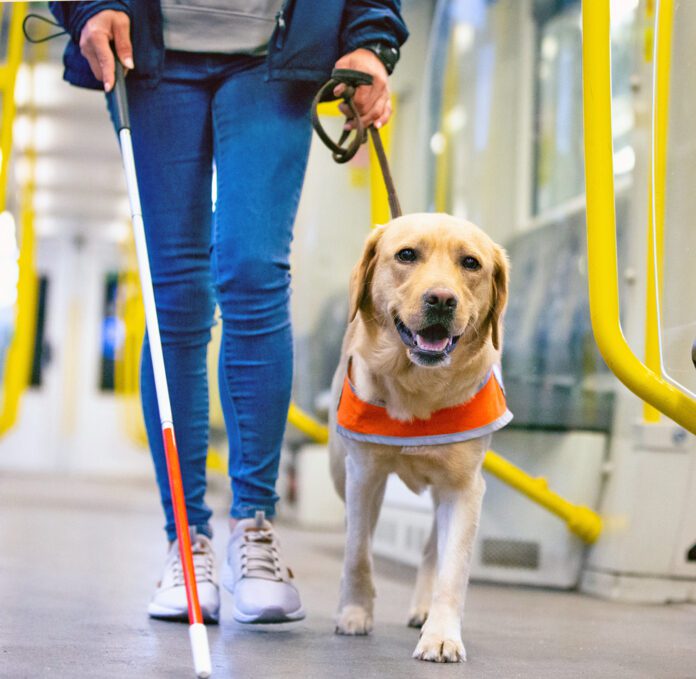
1;472;695;679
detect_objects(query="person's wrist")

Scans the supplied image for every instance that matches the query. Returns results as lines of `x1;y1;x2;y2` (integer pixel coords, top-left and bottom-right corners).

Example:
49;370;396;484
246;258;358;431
358;43;400;75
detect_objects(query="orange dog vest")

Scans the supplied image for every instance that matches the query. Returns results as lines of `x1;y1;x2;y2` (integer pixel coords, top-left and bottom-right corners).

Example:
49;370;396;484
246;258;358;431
336;363;512;446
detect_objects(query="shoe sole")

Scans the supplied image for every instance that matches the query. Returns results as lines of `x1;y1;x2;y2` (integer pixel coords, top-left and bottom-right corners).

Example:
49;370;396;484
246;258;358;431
147;602;220;624
232;604;306;624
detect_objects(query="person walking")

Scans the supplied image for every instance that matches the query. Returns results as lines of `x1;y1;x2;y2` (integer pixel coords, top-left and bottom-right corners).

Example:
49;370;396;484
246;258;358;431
50;0;408;624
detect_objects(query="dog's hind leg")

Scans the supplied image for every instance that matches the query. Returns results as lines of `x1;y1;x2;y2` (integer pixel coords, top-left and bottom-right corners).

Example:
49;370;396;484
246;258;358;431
335;449;388;636
328;436;347;501
407;514;437;628
328;360;349;501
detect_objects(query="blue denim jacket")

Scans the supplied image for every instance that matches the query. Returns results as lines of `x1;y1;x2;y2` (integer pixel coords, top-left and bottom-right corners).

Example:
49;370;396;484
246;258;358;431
49;0;409;89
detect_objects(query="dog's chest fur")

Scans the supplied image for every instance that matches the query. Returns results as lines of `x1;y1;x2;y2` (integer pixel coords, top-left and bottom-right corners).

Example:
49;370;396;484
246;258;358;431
345;436;488;495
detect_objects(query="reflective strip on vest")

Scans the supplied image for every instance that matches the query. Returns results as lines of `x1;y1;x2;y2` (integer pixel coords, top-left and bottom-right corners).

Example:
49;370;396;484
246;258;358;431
336;364;513;446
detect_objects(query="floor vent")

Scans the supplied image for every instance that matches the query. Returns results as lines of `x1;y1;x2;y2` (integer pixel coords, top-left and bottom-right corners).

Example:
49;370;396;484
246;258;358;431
481;538;540;570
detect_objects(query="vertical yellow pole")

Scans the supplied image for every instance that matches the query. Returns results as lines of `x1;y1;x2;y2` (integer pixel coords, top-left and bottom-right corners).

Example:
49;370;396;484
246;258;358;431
434;37;458;213
0;2;26;212
0;192;37;436
643;0;673;422
0;3;36;437
582;0;696;433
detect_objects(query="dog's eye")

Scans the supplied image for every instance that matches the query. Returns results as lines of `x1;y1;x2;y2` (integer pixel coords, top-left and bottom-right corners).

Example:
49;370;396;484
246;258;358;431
461;256;481;271
396;248;418;263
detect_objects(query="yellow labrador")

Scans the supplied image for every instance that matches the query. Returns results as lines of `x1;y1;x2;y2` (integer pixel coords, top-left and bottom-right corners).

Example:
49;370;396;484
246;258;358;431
328;213;510;662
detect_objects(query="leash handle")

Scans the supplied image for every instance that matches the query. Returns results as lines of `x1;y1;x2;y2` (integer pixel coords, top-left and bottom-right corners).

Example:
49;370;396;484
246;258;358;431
311;69;371;164
311;68;402;219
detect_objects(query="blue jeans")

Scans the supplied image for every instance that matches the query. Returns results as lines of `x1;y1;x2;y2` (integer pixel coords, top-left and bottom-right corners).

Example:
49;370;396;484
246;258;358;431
115;51;315;541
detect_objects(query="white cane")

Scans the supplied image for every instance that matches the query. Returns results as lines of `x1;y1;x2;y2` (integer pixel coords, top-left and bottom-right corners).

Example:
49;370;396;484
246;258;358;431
108;60;212;679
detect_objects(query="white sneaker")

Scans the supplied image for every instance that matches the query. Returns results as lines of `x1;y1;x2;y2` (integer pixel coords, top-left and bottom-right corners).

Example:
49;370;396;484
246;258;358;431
147;529;220;623
223;511;305;624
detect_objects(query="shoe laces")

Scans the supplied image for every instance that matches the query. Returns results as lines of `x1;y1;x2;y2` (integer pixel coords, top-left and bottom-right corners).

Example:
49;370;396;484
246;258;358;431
170;538;215;587
239;528;284;582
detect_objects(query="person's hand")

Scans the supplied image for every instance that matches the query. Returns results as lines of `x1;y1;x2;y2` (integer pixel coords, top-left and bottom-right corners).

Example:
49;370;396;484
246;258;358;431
79;10;134;92
333;48;391;130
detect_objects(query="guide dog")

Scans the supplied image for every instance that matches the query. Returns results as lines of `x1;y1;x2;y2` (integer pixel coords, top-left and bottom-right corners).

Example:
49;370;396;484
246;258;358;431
329;213;510;662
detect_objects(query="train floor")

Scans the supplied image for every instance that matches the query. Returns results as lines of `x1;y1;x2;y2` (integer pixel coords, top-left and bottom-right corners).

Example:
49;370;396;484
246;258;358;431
2;471;695;679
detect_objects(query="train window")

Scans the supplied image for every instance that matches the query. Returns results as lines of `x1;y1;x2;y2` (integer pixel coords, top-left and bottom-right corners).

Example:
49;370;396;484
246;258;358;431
425;0;638;236
533;0;638;215
99;272;124;392
533;4;584;214
425;0;534;243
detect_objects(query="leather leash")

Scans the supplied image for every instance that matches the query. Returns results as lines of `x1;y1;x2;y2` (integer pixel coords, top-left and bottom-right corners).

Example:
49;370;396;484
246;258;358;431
311;68;402;219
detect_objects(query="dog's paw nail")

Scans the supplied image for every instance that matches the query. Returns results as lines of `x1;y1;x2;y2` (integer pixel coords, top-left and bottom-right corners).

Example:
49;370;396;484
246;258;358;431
413;635;466;663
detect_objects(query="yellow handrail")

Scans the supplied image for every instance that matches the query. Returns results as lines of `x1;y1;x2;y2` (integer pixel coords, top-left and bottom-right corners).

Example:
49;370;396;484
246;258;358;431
0;3;36;437
581;0;696;434
0;2;26;210
0;189;37;436
643;0;673;422
287;402;329;444
114;263;148;447
484;450;602;543
433;34;458;213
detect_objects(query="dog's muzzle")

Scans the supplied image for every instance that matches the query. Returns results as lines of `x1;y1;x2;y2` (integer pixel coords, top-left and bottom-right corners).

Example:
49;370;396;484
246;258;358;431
394;316;461;365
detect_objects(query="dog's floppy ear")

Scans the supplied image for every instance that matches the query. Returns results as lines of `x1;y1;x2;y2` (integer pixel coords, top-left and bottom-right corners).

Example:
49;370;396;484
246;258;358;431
487;245;509;350
348;226;384;323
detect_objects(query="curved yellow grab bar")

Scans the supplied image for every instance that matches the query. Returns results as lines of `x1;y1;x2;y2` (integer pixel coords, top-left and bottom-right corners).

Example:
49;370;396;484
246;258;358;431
287;404;601;543
0;4;34;437
484;450;602;543
0;200;37;436
287;402;329;444
642;0;673;423
0;3;26;209
582;1;696;434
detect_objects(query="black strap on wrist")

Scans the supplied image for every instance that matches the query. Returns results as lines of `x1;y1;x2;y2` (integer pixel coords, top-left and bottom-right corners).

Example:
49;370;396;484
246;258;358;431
360;43;399;75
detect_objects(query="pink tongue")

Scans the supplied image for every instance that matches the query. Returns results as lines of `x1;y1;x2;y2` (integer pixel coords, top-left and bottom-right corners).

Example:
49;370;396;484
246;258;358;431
415;334;450;352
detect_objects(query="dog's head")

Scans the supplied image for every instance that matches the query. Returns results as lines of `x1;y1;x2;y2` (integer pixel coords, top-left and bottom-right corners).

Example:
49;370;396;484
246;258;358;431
349;213;509;368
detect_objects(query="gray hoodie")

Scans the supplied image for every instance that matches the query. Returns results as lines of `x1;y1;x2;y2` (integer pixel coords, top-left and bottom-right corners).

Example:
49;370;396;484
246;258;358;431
161;0;284;54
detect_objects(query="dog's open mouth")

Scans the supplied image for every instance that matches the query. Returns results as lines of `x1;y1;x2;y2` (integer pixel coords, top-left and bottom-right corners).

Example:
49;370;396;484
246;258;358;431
394;316;461;360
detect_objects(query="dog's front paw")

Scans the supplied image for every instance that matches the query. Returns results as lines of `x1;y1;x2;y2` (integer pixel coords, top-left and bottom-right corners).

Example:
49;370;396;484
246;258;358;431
412;633;466;663
407;606;428;628
335;604;373;636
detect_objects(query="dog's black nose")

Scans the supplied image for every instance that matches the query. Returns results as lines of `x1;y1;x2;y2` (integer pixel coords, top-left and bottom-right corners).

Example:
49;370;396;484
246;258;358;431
424;288;458;312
